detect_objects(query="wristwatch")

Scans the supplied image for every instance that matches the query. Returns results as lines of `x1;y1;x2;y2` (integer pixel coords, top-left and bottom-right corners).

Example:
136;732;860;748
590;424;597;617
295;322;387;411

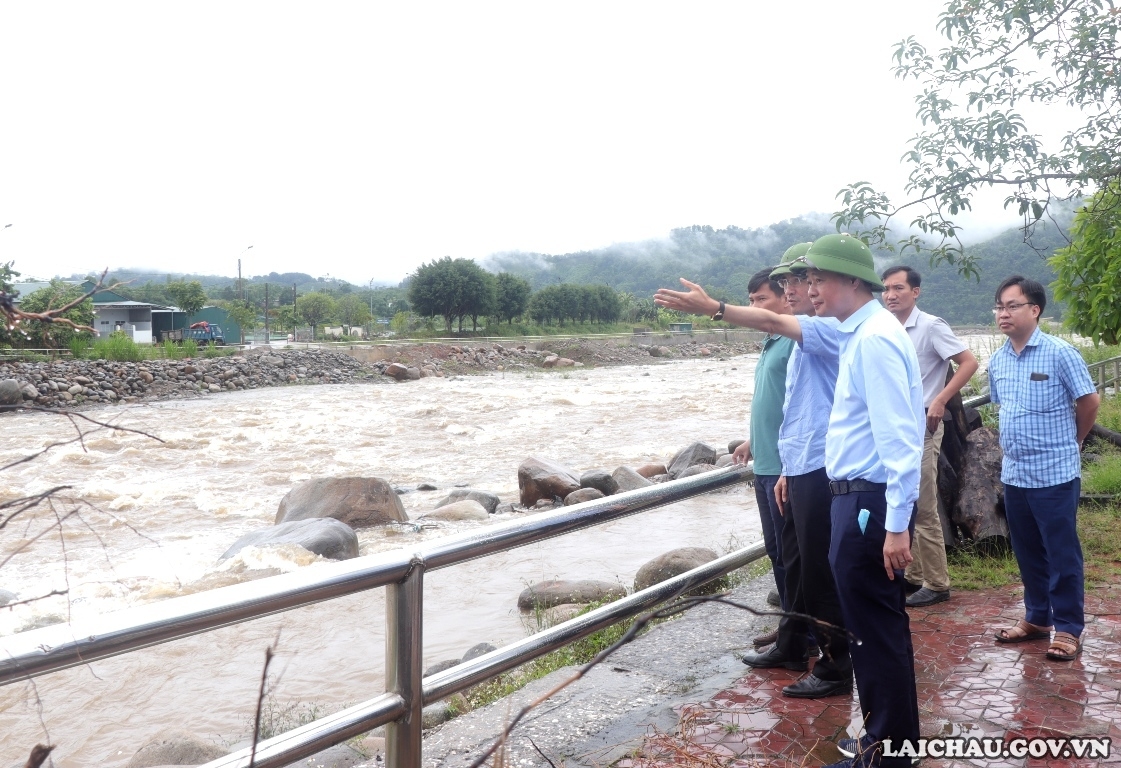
711;301;725;321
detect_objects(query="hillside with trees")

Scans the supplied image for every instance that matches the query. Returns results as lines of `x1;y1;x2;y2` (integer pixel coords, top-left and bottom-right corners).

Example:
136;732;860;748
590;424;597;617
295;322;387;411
484;216;1066;326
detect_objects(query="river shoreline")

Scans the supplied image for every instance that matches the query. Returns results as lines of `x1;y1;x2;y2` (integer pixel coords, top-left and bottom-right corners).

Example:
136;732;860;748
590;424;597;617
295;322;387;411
1;336;764;412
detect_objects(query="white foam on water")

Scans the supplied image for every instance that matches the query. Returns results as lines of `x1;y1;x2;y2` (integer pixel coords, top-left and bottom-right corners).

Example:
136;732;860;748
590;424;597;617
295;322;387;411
0;358;766;767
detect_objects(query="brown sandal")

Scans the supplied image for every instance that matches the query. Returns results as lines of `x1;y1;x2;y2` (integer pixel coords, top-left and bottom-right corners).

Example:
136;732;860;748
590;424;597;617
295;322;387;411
1046;631;1082;661
994;619;1052;644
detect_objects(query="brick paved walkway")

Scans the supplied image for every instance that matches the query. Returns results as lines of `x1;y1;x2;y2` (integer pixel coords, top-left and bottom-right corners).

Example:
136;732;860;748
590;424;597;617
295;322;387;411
619;584;1121;767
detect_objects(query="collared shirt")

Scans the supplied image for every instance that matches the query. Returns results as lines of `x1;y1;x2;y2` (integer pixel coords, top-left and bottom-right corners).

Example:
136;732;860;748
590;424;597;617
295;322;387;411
779;316;841;476
825;299;924;532
988;326;1095;488
902;306;968;408
749;333;795;476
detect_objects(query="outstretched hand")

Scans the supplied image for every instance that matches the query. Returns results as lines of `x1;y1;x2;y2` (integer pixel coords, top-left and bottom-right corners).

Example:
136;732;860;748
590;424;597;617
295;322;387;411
653;278;718;316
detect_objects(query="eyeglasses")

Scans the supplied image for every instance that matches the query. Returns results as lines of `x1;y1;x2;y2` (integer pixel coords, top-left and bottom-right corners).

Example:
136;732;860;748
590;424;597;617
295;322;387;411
777;275;807;287
992;302;1036;315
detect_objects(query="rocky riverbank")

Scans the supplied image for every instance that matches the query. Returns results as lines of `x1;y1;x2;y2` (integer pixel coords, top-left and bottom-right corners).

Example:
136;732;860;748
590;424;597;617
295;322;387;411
0;336;762;410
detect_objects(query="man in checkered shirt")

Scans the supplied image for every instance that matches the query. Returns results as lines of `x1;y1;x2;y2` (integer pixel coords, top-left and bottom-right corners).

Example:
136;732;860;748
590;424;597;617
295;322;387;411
988;276;1099;662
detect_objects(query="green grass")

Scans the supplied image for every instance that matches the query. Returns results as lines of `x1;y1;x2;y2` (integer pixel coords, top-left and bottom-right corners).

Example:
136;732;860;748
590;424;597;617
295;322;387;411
1082;444;1121;495
64;332;223;362
948;500;1121;589
89;332;147;362
464;598;637;711
1093;393;1121;433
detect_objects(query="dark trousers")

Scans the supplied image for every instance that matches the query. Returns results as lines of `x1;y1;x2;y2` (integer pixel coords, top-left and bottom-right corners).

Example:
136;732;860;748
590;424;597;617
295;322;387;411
829;489;919;768
774;468;852;680
754;474;787;609
1004;480;1084;636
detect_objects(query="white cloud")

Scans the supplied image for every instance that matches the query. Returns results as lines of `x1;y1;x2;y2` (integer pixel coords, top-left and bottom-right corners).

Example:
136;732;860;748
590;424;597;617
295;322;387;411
0;1;1064;285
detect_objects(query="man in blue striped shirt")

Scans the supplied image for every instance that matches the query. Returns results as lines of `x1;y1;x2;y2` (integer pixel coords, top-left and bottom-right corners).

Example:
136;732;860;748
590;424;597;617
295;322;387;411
988;275;1098;662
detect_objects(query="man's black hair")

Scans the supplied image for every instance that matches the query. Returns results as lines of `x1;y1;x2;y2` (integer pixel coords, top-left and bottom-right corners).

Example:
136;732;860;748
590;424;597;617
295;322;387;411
995;274;1047;315
881;265;922;288
748;268;782;297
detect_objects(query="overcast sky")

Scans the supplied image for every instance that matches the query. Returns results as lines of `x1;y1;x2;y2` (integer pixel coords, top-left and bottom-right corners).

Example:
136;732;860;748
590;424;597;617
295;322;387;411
0;1;1058;286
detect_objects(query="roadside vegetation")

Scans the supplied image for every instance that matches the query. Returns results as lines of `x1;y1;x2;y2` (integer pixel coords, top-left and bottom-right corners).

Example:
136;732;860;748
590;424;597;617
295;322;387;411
67;334;235;362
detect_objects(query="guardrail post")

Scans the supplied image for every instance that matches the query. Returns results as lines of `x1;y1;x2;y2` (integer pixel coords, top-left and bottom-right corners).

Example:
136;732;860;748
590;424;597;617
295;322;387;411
385;559;424;768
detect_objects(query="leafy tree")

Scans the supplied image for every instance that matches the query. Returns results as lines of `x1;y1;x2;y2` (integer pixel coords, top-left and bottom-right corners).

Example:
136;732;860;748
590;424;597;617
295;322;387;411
17;280;95;347
494;272;531;324
220;301;260;336
273;305;299;333
336;294;372;329
1051;182;1121;343
833;0;1121;277
296;292;337;338
166;281;208;318
408;257;461;332
0;261;17;294
407;257;494;333
460;266;495;333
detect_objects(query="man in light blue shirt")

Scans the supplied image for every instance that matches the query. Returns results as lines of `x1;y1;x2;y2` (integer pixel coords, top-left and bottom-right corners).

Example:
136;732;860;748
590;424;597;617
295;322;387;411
988;275;1098;662
797;234;924;768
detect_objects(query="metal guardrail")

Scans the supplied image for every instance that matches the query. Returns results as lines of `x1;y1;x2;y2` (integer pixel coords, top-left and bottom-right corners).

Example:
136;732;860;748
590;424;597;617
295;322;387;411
0;464;758;768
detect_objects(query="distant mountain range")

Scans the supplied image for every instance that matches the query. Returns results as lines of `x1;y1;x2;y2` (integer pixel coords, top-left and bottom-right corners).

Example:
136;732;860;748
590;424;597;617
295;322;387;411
54;213;1069;326
483;214;1070;325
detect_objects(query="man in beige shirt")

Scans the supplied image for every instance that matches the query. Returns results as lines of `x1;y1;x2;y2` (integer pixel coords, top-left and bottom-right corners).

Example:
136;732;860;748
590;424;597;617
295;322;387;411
881;266;979;607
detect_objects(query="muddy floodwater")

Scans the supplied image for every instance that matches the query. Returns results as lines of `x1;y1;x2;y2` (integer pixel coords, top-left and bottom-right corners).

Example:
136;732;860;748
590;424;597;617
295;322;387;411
0;355;767;767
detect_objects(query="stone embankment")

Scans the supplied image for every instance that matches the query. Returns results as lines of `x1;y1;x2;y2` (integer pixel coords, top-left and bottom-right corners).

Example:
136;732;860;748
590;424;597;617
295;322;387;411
0;336;763;410
0;348;379;409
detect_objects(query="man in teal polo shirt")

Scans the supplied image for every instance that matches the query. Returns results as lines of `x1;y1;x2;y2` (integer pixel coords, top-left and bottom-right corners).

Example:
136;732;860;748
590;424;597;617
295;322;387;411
732;267;796;632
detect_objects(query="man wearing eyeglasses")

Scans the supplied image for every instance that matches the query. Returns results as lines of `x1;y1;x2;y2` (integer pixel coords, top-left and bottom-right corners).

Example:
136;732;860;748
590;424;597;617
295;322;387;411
987;275;1098;663
881;266;980;608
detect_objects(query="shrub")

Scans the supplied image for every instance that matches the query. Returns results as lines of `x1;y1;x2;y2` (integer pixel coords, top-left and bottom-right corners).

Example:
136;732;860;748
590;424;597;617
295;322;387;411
90;332;144;362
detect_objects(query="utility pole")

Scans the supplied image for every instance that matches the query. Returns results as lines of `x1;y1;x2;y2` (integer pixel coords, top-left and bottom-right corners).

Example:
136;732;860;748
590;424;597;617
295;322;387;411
264;283;270;343
293;283;298;336
238;259;242;304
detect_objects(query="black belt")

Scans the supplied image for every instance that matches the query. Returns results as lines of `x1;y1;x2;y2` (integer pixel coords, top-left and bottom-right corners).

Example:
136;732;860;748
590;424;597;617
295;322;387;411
828;479;887;495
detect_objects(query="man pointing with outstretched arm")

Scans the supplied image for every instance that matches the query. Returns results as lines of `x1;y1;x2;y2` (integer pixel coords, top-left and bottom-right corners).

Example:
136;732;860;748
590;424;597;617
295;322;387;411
656;234;924;768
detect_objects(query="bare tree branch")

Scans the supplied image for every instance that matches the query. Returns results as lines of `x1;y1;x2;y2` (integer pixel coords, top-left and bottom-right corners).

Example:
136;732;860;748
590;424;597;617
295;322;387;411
23;744;54;768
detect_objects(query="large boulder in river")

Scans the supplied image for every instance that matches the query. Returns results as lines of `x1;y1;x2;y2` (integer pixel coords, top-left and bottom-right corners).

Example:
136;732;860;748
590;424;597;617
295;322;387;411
564;487;605;506
422;499;489;521
517;579;626;610
221;518;359;562
634;547;720;592
0;379;22;406
580;469;619;496
125;730;227;767
436;489;500;514
384;363;411;381
0;589;17;607
953;427;1008;541
518;457;581;507
667;442;717;478
276;477;408;528
611;466;652;492
635;463;667;479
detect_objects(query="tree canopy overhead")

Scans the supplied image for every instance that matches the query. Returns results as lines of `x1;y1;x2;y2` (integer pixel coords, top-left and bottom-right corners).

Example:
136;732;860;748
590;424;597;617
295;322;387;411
834;0;1121;277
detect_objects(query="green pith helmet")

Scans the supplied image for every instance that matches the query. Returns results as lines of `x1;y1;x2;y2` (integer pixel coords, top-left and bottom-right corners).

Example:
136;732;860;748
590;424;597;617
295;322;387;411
800;233;883;291
770;242;814;278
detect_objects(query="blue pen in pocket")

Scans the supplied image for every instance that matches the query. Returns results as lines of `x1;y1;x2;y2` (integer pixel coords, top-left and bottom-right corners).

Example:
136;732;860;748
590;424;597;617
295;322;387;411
858;509;870;534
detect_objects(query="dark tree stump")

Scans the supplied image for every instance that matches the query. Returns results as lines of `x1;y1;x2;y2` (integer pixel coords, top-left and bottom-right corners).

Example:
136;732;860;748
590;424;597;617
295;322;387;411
952;427;1009;542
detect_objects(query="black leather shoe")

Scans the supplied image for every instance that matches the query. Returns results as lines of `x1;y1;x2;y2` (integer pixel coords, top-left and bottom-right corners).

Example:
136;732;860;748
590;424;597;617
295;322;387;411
742;645;808;671
904;580;923;595
782;673;853;698
906;587;950;607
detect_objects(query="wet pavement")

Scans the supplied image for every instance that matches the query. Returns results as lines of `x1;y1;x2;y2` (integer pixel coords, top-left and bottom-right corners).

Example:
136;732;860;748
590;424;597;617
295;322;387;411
619;583;1121;767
